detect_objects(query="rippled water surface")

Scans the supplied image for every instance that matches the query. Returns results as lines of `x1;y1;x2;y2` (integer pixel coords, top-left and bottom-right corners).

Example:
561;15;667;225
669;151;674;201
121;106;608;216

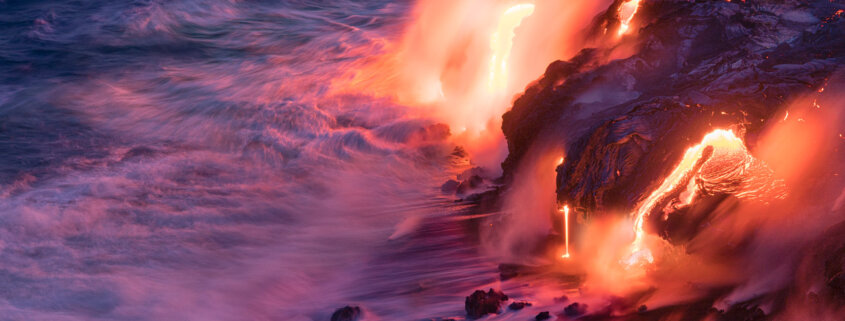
0;1;510;319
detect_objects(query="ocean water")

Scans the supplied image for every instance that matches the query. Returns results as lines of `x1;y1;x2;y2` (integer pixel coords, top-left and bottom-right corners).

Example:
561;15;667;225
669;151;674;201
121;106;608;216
0;1;505;320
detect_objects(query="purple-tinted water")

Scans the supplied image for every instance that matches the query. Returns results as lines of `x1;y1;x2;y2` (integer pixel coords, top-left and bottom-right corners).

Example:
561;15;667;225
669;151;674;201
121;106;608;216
0;1;514;320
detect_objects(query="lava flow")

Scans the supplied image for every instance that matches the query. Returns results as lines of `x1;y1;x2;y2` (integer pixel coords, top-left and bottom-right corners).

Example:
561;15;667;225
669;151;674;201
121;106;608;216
617;0;642;35
488;4;535;93
625;129;785;267
560;205;571;259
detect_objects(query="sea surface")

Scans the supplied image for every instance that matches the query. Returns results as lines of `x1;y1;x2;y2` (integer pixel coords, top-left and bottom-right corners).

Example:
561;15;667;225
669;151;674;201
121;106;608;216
0;1;511;320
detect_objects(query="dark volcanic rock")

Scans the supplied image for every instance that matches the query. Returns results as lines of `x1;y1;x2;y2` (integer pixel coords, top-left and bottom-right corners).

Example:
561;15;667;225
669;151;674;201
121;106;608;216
443;167;490;196
535;311;551;320
564;302;588;317
441;179;459;194
500;0;845;213
330;306;361;321
795;220;845;308
553;295;569;303
465;288;508;319
508;301;532;310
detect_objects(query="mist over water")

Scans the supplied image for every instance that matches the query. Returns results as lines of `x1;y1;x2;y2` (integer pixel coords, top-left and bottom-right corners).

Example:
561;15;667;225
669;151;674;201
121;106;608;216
0;1;501;320
5;0;842;320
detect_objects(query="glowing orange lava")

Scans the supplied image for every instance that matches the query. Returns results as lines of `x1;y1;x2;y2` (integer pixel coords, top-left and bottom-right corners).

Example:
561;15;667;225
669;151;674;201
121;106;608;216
488;4;535;93
560;205;571;259
624;129;785;267
617;0;641;36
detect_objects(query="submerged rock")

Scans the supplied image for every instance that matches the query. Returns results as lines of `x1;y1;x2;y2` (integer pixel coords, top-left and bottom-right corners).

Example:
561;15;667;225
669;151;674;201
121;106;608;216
465;288;508;319
331;306;361;321
564;302;588;317
440;179;459;194
508;301;532;310
535;311;551;320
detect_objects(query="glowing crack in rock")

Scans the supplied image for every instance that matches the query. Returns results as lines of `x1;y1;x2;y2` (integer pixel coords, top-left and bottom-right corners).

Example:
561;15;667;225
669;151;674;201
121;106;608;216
624;129;786;267
488;4;535;93
617;0;641;36
560;205;571;259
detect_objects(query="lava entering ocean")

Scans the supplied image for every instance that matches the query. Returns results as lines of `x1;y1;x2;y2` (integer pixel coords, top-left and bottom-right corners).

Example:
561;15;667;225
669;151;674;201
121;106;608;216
625;129;786;267
616;0;642;36
5;0;844;320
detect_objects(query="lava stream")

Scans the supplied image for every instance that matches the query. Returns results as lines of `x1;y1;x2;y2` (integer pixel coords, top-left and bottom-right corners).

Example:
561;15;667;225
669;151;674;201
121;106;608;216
488;4;535;93
624;129;785;267
617;0;641;36
561;205;571;259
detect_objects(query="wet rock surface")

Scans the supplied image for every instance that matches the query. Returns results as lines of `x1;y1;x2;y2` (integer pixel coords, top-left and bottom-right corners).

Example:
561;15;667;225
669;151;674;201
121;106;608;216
330;306;361;321
508;301;532;310
465;288;508;319
535;311;551;320
488;1;845;320
564;302;589;317
501;0;845;213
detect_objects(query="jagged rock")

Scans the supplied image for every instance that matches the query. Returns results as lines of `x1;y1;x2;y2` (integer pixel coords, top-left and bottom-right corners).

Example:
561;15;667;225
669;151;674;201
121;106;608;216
465;288;508;319
455;175;483;195
508;301;532;310
535;311;551;320
441;179;459;193
330;306;361;321
500;0;845;214
564;302;588;317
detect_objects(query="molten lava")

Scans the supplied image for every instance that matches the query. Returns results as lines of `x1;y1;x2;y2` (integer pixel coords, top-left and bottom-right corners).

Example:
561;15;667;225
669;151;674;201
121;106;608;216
488;4;535;93
617;0;641;36
560;205;571;259
625;129;786;267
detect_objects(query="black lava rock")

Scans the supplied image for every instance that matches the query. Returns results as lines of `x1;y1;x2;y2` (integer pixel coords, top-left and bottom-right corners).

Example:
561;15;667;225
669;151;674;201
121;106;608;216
330;306;361;321
465;288;508;319
535;311;551;320
440;179;459;193
563;302;588;317
508;301;532;310
501;0;845;215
